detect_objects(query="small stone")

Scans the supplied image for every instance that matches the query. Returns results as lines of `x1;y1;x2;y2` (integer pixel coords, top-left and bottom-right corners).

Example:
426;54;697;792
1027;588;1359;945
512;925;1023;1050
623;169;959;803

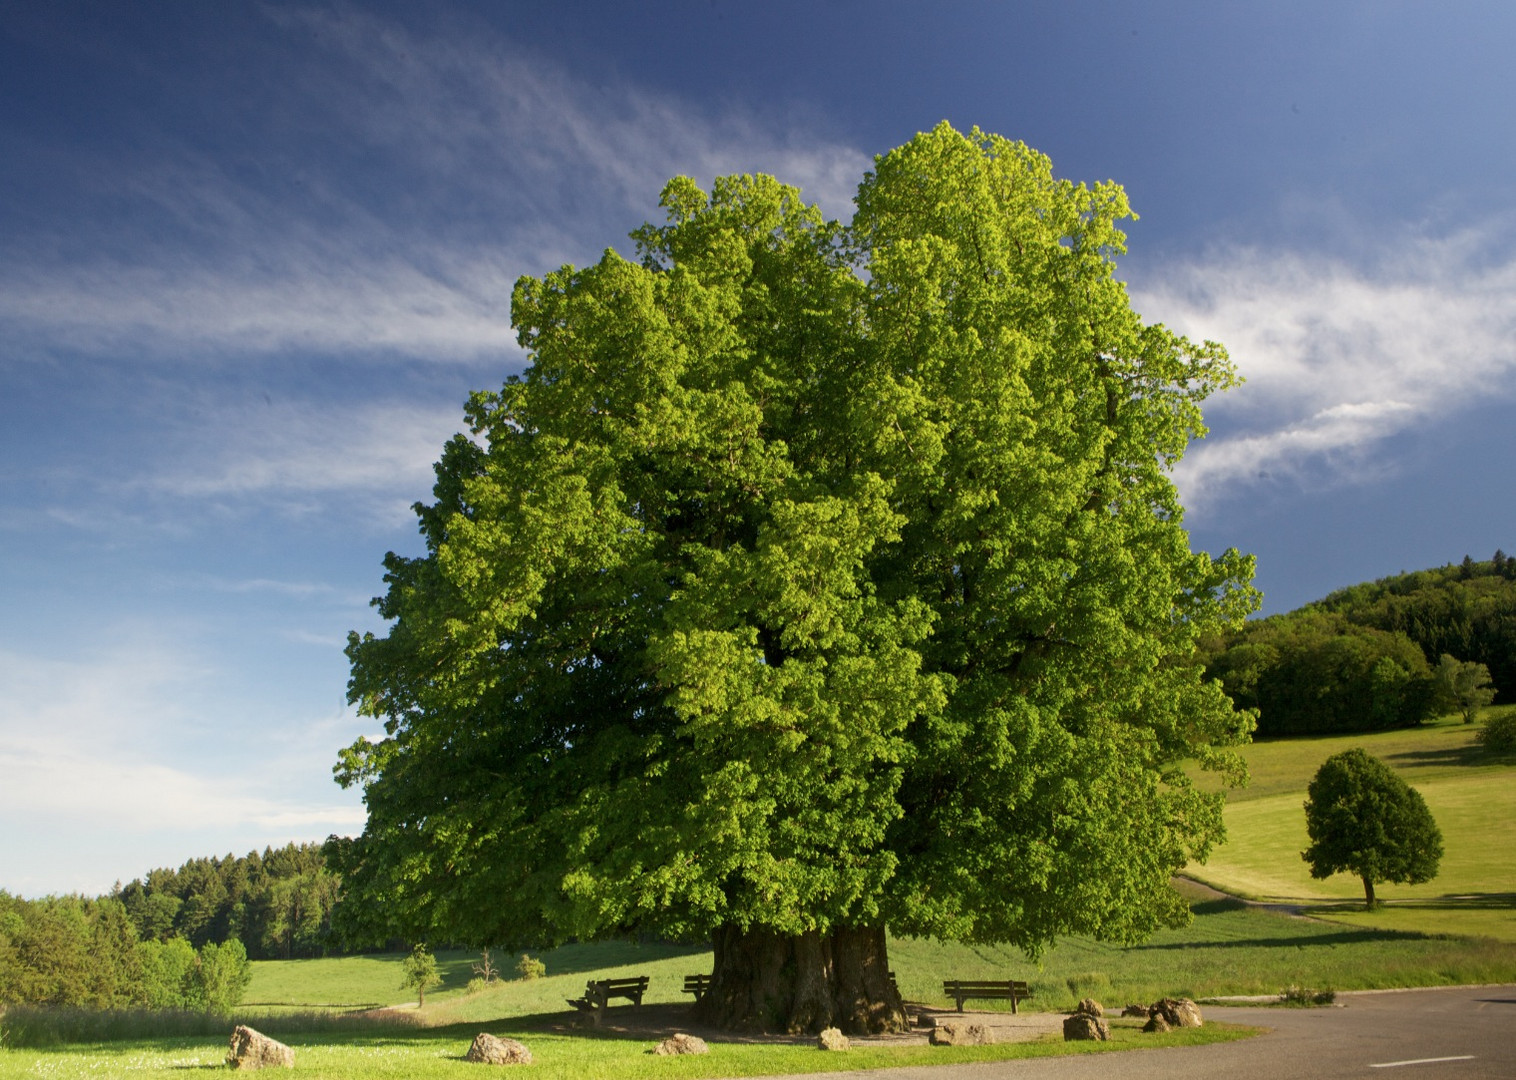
653;1033;709;1056
817;1027;851;1051
226;1025;294;1070
1122;1003;1148;1017
1149;997;1203;1028
465;1033;533;1065
1062;1014;1109;1041
1076;997;1104;1017
1143;1014;1171;1034
930;1020;996;1046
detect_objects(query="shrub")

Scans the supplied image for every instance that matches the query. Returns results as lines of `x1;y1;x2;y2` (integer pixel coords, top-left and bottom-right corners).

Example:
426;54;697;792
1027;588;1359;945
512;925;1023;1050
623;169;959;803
1477;712;1516;753
1279;985;1336;1006
514;953;546;980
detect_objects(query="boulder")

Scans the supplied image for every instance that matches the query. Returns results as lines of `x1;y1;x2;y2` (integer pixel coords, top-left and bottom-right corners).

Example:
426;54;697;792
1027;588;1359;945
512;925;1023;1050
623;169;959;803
1062;1014;1109;1041
465;1033;533;1065
1075;998;1104;1017
1122;1003;1149;1017
817;1027;851;1051
930;1021;996;1046
1149;997;1203;1028
226;1026;294;1070
653;1033;709;1056
1143;1014;1171;1034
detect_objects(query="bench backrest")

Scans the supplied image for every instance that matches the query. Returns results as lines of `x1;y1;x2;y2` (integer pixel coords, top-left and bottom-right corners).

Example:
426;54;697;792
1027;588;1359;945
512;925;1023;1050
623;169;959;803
943;979;1029;992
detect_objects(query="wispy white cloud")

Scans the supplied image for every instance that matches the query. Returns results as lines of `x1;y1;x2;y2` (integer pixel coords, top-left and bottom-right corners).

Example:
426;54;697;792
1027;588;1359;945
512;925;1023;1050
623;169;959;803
147;400;459;503
1134;227;1516;508
0;5;867;366
0;638;366;892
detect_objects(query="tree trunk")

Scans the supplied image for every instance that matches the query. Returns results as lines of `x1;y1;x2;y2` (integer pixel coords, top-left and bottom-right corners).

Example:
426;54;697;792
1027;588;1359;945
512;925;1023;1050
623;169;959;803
692;924;907;1034
1362;876;1376;910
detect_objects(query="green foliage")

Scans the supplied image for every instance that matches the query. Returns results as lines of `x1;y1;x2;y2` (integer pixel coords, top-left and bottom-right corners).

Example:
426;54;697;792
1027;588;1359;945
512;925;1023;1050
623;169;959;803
514;953;545;980
333;123;1256;960
400;943;441;1007
1312;552;1516;703
1477;710;1516;753
136;936;198;1010
1278;985;1335;1006
114;843;338;959
193;937;252;1014
1433;653;1496;723
0;894;143;1008
1203;612;1435;735
1302;750;1443;908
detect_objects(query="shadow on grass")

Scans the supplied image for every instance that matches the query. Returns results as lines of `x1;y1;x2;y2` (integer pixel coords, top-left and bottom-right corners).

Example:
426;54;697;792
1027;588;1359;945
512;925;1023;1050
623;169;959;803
1190;898;1249;916
1132;927;1425;951
1381;743;1493;768
1304;893;1516;914
533;940;710;979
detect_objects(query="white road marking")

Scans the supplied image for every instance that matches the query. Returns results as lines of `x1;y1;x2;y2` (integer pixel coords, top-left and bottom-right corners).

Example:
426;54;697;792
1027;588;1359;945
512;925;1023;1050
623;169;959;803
1368;1056;1476;1068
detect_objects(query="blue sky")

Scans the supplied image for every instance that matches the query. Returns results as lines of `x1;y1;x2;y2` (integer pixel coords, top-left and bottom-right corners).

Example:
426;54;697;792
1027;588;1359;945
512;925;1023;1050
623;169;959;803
3;2;1515;896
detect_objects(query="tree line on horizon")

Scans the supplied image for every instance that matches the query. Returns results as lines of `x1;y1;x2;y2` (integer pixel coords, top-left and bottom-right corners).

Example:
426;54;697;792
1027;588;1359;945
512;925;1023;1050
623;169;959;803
1;844;332;1010
1201;552;1511;735
111;843;339;960
0;891;251;1011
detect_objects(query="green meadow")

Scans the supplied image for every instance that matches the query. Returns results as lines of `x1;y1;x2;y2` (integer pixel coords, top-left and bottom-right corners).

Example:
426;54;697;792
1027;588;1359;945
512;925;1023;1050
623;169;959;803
5;711;1514;1077
10;882;1516;1076
1188;707;1516;940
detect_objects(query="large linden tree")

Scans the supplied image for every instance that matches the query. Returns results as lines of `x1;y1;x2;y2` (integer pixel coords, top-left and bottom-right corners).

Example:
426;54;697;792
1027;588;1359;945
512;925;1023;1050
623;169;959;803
328;123;1257;1033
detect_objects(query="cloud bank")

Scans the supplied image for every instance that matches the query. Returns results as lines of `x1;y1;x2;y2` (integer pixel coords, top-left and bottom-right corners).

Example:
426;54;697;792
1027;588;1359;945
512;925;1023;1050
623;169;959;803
1134;228;1516;510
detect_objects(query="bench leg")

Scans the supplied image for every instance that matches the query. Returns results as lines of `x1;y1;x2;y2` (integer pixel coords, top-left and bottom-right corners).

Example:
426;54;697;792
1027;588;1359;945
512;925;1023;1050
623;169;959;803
1011;995;1018;1015
956;999;965;1013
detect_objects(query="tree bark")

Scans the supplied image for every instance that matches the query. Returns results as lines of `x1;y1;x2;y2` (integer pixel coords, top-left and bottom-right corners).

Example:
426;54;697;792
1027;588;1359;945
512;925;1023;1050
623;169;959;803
692;924;907;1034
1362;876;1377;910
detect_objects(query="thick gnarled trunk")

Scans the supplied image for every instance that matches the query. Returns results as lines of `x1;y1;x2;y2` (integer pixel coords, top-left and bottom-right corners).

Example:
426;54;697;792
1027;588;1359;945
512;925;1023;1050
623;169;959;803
692;924;907;1034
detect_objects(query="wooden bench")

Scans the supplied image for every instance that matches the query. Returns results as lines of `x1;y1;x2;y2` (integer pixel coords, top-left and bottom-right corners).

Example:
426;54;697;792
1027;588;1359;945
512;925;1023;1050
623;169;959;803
567;975;650;1023
942;979;1031;1014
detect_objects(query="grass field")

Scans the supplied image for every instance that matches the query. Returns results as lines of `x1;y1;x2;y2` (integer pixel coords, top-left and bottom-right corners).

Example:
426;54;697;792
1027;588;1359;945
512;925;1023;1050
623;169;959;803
0;1019;1254;1079
1186;708;1516;940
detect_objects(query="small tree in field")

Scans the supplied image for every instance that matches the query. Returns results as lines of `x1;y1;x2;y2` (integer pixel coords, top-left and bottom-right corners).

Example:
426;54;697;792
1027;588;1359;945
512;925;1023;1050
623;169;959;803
1433;654;1496;723
1302;749;1443;909
400;943;442;1007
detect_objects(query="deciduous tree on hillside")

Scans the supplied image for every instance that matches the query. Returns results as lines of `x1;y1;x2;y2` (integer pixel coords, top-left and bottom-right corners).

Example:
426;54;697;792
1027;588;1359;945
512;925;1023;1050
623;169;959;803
328;123;1257;1033
1302;749;1443;909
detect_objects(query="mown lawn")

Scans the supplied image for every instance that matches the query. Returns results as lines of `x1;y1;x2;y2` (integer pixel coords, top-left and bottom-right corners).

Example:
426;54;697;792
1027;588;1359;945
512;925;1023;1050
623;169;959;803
1186;709;1516;940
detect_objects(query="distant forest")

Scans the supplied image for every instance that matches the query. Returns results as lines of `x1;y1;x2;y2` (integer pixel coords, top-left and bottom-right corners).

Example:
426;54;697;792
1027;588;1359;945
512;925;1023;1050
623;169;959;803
1203;551;1514;735
1;844;337;1008
112;843;339;960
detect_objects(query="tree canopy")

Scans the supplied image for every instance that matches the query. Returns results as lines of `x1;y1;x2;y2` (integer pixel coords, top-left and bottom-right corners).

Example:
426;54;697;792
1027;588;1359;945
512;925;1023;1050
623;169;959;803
1302;749;1443;909
328;123;1256;1028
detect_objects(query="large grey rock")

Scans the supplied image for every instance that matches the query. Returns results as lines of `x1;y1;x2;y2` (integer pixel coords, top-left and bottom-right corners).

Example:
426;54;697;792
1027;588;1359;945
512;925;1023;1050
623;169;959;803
226;1026;294;1070
465;1033;533;1065
1076;998;1104;1017
930;1021;996;1046
1150;997;1203;1028
653;1033;709;1056
817;1027;851;1051
1062;1014;1110;1041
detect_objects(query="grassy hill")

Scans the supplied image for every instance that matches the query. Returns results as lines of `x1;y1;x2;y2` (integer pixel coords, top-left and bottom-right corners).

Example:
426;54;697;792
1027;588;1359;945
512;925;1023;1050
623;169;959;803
1186;707;1516;940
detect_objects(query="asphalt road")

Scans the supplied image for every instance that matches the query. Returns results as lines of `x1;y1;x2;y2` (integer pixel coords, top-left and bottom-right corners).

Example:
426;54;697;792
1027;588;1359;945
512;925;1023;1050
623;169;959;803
751;985;1516;1080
